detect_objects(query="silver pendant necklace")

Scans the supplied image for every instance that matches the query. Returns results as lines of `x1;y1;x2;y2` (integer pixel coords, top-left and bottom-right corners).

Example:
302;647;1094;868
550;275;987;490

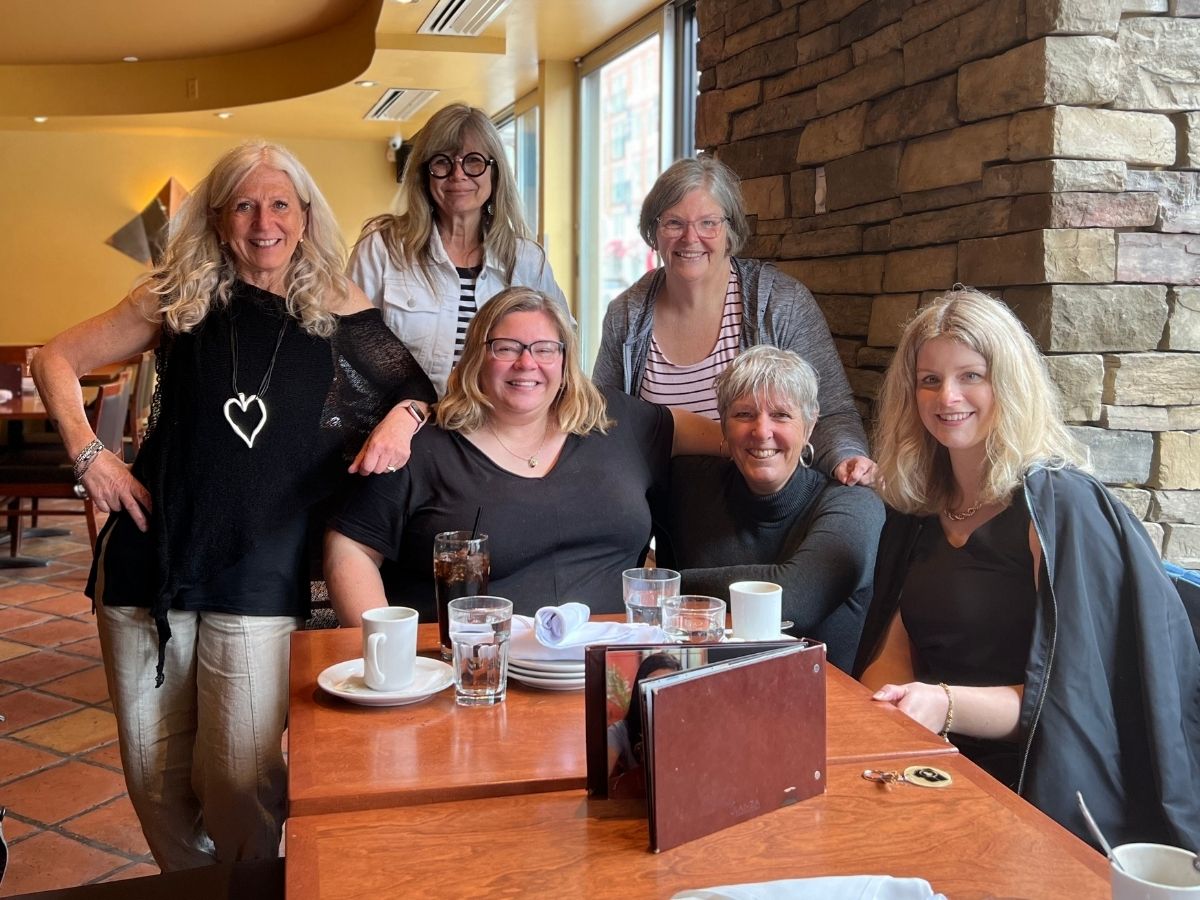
486;421;550;468
224;314;288;449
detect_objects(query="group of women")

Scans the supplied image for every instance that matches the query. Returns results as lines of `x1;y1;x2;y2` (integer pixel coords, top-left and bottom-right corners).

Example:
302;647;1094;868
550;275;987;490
31;100;1198;873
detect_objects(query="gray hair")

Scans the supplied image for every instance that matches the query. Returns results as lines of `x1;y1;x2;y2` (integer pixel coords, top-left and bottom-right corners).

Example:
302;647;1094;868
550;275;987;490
714;345;820;424
638;156;749;257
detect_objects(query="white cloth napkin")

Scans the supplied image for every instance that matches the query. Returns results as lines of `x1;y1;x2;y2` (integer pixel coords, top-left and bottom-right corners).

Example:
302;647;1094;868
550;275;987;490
509;604;668;661
0;389;12;403
672;876;946;900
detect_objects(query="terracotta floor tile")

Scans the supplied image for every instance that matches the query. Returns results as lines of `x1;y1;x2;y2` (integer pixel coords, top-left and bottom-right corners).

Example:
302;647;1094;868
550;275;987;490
63;795;150;857
7;616;96;648
46;573;92;593
0;737;62;785
2;813;39;843
0;829;129;896
2;562;75;584
60;635;103;660
0;582;69;605
0;689;79;734
0;639;36;663
27;591;93;618
15;706;118;754
101;861;161;882
39;664;110;704
57;548;98;566
0;649;96;687
82;740;124;772
0;605;53;631
3;760;127;825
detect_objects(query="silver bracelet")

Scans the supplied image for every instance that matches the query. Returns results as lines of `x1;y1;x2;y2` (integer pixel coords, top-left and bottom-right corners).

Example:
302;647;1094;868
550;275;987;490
73;439;106;482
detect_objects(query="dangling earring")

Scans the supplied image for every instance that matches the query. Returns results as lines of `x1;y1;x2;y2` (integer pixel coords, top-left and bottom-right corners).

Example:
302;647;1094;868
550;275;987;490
486;201;495;218
719;439;729;459
799;442;814;469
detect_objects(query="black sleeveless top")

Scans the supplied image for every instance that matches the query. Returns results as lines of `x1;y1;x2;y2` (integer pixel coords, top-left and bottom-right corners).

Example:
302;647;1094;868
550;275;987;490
899;495;1037;785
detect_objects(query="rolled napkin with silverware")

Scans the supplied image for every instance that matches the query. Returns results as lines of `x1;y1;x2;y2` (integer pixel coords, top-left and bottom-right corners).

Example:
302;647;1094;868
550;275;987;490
510;604;667;661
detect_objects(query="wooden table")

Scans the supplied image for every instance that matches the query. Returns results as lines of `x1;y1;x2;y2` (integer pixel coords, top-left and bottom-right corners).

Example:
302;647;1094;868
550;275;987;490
285;754;1109;899
0;393;48;421
287;626;955;818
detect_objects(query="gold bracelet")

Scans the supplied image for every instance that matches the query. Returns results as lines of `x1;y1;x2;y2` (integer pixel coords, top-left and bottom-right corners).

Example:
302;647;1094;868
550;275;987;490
938;682;954;742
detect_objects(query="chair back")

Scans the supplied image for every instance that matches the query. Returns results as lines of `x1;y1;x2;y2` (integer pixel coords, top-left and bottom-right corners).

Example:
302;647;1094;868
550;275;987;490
93;375;133;451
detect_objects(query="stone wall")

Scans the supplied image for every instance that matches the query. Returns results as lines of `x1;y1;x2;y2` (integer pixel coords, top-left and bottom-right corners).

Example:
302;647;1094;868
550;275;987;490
696;0;1200;566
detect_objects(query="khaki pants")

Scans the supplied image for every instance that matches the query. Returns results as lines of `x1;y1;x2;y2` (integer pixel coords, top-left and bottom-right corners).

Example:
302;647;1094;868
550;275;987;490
95;598;299;872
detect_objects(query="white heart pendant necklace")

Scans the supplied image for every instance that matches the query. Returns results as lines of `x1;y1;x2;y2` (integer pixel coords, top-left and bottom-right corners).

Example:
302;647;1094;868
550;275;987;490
225;311;288;449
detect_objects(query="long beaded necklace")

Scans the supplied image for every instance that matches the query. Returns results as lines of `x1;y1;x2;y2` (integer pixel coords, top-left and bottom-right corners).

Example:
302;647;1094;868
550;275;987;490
486;421;551;469
223;313;288;449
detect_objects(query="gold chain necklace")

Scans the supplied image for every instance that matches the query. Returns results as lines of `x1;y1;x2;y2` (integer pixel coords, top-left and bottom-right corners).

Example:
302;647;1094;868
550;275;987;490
944;502;983;521
486;422;550;469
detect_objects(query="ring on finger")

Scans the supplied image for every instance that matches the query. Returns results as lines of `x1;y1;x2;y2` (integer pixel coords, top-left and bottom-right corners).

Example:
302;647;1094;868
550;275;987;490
386;465;398;473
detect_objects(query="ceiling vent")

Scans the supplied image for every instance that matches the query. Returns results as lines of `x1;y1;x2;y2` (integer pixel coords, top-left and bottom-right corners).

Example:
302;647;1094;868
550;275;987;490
418;0;511;37
364;88;440;122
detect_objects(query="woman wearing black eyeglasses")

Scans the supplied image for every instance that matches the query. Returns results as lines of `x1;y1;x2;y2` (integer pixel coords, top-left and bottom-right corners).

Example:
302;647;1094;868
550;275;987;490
594;156;875;486
325;287;722;625
346;103;567;475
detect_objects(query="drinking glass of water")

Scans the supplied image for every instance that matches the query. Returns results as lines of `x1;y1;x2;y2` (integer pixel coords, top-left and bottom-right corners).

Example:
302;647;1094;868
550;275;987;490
447;596;512;706
622;567;681;626
662;595;726;643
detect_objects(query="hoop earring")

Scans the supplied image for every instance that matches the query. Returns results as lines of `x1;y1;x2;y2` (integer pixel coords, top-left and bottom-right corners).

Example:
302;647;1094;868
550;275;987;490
799;442;814;469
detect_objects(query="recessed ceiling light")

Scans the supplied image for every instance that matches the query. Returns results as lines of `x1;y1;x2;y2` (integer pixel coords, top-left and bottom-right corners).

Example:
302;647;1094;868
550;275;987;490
393;0;419;4
33;116;49;123
355;80;378;88
123;56;139;63
215;112;234;119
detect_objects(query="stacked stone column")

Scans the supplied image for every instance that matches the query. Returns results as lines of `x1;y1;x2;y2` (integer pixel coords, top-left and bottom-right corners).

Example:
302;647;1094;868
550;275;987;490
697;0;1200;565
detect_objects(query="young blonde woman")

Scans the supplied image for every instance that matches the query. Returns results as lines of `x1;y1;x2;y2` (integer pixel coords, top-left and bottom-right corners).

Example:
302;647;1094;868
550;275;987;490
855;287;1199;850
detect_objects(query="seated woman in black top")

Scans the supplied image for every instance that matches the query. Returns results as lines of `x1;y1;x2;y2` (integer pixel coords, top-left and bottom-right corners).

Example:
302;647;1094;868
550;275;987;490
656;346;884;671
856;287;1200;849
326;286;722;624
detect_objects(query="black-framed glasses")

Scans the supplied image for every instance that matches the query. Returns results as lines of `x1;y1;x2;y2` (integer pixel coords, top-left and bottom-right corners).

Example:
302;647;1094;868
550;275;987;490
427;152;494;179
656;215;728;239
486;338;564;363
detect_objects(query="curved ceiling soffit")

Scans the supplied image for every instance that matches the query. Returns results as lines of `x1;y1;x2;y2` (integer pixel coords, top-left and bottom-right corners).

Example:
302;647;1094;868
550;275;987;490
0;0;383;117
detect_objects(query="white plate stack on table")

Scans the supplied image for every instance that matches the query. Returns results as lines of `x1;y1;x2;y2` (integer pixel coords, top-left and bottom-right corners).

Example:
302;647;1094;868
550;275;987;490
508;602;667;692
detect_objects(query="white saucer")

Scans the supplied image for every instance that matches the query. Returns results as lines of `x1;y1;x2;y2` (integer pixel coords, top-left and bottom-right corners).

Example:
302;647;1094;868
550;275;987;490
509;670;585;691
725;633;800;643
318;657;454;707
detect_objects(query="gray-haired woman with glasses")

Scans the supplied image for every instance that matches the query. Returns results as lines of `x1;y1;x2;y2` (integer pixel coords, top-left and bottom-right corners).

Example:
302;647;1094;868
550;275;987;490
594;156;875;486
345;104;568;474
325;287;723;625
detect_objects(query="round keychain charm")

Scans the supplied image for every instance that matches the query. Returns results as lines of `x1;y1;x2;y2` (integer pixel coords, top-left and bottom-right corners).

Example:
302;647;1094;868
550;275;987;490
902;765;954;788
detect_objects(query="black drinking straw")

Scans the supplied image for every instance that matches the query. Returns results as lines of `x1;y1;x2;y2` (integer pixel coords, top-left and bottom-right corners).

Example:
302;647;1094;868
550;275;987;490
470;506;482;541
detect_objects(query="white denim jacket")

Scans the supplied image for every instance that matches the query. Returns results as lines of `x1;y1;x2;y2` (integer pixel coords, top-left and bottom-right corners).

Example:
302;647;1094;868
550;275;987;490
347;228;569;396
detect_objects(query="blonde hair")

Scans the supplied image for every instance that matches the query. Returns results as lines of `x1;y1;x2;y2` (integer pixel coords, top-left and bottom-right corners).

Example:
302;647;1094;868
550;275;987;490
148;141;349;337
438;287;611;436
873;287;1086;515
357;103;534;285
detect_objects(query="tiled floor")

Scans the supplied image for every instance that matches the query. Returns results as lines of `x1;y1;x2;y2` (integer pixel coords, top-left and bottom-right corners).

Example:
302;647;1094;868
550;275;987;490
0;503;160;896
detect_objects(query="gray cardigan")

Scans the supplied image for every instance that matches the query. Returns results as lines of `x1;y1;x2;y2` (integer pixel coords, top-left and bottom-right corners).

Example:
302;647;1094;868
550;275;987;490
592;257;868;475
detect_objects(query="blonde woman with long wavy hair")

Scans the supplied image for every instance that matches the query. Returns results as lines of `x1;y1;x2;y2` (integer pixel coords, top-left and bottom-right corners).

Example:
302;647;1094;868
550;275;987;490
326;286;723;627
32;141;434;871
855;287;1199;850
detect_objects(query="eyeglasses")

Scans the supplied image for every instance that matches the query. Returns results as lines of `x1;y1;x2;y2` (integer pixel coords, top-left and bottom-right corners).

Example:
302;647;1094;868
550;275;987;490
655;215;728;239
486;338;565;363
427;152;494;179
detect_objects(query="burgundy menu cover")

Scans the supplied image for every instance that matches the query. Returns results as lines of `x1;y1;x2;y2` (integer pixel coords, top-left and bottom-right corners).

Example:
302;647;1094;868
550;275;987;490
641;641;827;852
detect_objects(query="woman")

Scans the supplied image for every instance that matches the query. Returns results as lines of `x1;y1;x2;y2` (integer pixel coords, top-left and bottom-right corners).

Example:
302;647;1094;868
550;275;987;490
31;143;435;870
326;286;722;624
348;102;567;398
592;156;874;486
607;652;683;798
656;346;884;672
855;288;1199;848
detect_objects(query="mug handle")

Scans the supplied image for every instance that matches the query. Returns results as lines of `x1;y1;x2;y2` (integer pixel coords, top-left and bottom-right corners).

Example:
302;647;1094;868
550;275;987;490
365;632;387;685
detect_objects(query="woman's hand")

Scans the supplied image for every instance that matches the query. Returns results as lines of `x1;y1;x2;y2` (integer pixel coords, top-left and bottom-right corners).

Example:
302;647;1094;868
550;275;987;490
833;454;877;486
871;682;949;734
349;401;425;475
81;451;152;532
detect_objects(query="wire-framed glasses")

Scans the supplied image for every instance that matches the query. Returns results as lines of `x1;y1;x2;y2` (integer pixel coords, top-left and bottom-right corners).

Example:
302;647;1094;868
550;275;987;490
486;339;564;362
427;152;494;178
655;215;728;239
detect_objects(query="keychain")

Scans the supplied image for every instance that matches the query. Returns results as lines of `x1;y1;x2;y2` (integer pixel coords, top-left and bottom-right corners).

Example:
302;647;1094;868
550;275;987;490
862;765;954;789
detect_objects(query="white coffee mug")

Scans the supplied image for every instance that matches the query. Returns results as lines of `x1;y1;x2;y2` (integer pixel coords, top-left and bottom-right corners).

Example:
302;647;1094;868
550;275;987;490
728;581;783;640
362;607;418;691
1112;843;1200;899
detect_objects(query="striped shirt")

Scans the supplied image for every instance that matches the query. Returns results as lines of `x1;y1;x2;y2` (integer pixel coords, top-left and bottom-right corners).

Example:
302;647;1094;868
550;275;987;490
454;265;482;364
639;264;743;420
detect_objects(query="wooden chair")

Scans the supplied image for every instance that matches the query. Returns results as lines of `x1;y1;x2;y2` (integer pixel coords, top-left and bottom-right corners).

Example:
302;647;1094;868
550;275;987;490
126;350;156;456
0;374;131;560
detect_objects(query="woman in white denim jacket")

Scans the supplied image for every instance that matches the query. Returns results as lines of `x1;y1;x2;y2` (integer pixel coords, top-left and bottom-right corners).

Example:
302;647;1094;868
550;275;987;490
347;104;567;469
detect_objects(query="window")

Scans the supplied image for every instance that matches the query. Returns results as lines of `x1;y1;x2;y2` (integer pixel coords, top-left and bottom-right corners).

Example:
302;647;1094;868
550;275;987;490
494;103;541;235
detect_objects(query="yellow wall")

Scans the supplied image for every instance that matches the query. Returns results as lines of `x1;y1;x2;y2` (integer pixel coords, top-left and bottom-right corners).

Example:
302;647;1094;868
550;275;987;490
0;129;397;343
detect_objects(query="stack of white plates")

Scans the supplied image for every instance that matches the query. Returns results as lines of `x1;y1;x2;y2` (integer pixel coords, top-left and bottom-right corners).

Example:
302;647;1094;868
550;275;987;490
508;656;586;691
